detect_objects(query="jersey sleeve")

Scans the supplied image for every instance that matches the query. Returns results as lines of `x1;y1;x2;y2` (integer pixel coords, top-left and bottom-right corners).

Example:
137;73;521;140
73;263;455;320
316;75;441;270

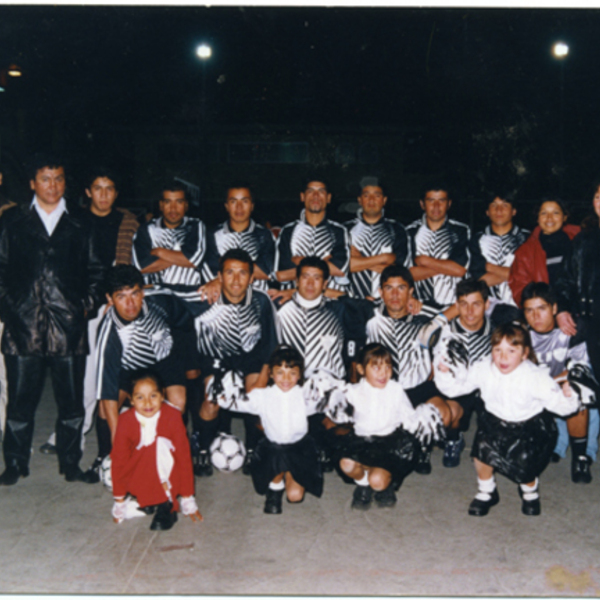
201;226;220;283
180;220;206;268
274;224;295;272
132;223;158;270
328;223;351;275
448;224;471;268
255;227;276;277
468;232;487;279
94;314;123;401
392;222;411;268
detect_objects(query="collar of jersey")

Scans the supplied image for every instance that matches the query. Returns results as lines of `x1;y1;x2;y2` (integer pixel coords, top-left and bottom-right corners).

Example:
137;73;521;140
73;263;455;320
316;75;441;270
157;216;187;229
223;219;255;235
218;287;253;307
484;224;518;237
421;213;449;230
378;302;413;322
357;207;385;224
110;299;149;329
451;316;491;337
299;209;327;228
293;291;326;310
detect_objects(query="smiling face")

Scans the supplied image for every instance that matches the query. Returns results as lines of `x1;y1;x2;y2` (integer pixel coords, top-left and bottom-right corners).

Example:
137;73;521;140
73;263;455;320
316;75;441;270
297;265;327;301
131;378;164;419
30;166;66;212
219;258;253;303
492;337;528;375
271;364;301;393
523;296;557;334
457;291;488;332
538;201;567;235
359;358;392;389
159;190;188;228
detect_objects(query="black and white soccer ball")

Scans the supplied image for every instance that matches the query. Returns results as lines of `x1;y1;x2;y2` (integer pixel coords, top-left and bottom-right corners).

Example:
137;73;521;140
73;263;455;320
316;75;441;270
209;433;246;473
99;455;113;491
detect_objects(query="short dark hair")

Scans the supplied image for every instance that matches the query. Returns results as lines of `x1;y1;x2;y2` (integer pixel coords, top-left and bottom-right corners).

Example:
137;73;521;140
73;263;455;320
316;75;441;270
380;264;414;289
456;278;490;302
28;153;65;181
106;264;144;295
86;166;120;191
536;196;569;219
296;256;330;281
485;188;517;207
359;176;387;197
358;342;393;373
422;182;450;199
302;175;330;193
225;184;254;201
490;321;537;365
218;248;254;274
129;369;165;396
161;180;188;200
268;345;305;385
522;281;557;306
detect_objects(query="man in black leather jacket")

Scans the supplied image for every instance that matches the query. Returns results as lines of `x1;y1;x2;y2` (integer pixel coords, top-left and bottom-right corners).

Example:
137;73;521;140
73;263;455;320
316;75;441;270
0;154;104;485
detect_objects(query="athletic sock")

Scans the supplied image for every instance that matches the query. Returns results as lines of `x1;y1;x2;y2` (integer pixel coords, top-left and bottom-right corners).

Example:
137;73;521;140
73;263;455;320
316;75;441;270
519;478;539;501
219;408;232;434
96;416;112;459
185;376;203;432
570;436;588;459
198;416;219;451
269;479;285;491
354;472;370;487
446;428;460;442
475;476;496;501
244;413;264;452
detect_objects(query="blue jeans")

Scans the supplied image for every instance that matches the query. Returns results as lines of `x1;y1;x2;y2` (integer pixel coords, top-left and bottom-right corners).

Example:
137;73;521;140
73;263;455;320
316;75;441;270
553;408;600;461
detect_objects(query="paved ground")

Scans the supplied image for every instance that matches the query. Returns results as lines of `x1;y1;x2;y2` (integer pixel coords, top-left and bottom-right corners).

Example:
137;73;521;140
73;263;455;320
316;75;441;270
1;378;600;596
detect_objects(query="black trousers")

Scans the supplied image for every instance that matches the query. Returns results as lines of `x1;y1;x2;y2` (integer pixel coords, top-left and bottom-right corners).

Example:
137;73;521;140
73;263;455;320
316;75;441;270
3;355;86;472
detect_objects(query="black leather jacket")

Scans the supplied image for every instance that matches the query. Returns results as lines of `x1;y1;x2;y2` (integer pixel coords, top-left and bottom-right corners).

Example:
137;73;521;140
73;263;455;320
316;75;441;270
555;227;600;320
0;203;105;356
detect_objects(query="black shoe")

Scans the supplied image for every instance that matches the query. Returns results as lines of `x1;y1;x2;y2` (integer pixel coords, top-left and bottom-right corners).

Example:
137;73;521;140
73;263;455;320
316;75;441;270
414;448;432;475
550;452;561;463
64;465;97;483
264;489;283;514
150;501;178;530
242;449;254;476
82;456;103;484
518;486;541;516
374;485;397;508
442;433;465;468
571;455;592;484
318;449;334;473
39;442;57;455
0;464;28;486
193;450;213;477
468;488;500;516
351;485;373;510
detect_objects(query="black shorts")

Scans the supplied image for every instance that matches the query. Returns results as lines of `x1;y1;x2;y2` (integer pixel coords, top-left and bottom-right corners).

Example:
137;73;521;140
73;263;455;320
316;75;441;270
117;352;187;397
404;380;446;408
171;324;201;372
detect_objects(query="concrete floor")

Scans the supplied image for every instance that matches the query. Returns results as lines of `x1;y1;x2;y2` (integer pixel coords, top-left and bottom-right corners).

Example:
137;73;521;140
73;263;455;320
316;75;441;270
1;379;600;596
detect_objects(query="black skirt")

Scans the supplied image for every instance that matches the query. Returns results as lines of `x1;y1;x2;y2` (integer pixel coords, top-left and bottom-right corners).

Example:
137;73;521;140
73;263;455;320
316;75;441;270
251;433;323;498
471;409;558;484
336;427;420;484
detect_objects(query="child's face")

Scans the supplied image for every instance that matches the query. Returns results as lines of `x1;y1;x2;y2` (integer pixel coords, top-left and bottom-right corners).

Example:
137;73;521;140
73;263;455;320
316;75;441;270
492;338;528;375
271;364;301;392
363;359;392;389
131;378;164;418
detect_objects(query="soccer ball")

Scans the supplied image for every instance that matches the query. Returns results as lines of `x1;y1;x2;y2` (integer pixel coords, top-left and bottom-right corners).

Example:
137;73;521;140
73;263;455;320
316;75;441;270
210;433;246;472
99;455;113;491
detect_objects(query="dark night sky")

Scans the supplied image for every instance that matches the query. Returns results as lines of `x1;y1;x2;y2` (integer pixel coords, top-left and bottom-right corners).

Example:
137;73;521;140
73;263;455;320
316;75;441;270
1;5;600;205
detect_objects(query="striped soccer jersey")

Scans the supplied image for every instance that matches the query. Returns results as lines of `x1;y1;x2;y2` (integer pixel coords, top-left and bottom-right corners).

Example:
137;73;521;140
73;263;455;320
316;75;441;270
446;317;493;366
406;215;470;309
275;210;350;291
202;219;275;292
344;209;411;299
530;327;589;378
469;225;529;305
133;216;206;295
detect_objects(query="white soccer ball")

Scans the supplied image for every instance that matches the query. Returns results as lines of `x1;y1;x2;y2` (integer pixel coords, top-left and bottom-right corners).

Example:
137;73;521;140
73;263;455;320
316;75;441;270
210;433;246;473
100;455;113;491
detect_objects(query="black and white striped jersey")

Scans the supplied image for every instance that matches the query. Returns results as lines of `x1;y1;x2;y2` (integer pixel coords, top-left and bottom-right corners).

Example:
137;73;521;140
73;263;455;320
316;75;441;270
344;210;411;299
446;317;493;366
530;327;589;378
365;303;442;389
133;216;206;295
275;210;351;291
201;219;276;292
469;225;529;305
406;215;471;309
193;287;279;376
95;289;191;401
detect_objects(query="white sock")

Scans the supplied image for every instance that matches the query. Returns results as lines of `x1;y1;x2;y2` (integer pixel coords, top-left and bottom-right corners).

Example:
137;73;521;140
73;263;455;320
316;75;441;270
269;479;285;491
354;472;370;487
475;476;496;501
519;478;539;501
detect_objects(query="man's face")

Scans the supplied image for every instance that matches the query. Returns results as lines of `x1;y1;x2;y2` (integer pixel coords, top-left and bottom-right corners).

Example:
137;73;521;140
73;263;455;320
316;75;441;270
297;266;327;301
358;186;387;220
457;292;488;332
486;197;516;229
300;181;331;214
159;190;188;228
219;259;253;303
523;296;557;334
380;276;412;316
30;166;66;208
225;188;254;225
86;177;118;217
108;285;144;322
420;190;451;224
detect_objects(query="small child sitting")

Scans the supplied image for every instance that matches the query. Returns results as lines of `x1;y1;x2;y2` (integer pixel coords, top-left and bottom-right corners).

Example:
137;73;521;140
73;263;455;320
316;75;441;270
111;370;202;530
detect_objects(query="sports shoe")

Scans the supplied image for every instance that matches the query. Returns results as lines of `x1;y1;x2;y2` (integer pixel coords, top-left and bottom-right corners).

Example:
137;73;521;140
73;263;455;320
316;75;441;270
318;449;334;473
242;449;254;476
571;455;592;484
351;485;373;510
82;456;103;484
468;488;500;517
150;501;178;530
193;450;213;477
414;447;432;475
442;433;465;468
374;485;397;508
39;442;57;455
264;489;283;514
550;452;561;463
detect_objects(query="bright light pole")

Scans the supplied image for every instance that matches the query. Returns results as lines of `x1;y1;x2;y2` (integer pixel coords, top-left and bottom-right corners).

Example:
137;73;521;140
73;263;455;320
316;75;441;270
195;43;212;220
552;41;569;192
196;44;212;125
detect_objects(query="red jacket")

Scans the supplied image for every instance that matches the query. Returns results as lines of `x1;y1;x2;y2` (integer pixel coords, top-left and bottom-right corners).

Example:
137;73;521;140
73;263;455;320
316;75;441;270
509;224;580;307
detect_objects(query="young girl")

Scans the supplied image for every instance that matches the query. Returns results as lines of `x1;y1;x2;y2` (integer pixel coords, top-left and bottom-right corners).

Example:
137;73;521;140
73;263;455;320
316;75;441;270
434;322;581;517
328;343;445;511
214;345;323;515
111;370;202;530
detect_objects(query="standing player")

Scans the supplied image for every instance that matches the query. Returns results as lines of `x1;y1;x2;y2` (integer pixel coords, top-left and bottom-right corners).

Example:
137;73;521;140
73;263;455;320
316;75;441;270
469;190;529;308
345;180;411;299
274;178;350;291
406;184;470;309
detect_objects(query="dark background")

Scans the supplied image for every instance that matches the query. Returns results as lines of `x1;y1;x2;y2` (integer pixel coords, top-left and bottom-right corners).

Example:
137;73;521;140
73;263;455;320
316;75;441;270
0;5;599;230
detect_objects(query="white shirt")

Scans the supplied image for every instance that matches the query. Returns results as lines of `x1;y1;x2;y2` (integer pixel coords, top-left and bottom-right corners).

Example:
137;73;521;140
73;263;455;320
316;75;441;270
31;196;67;236
434;358;579;422
346;379;417;437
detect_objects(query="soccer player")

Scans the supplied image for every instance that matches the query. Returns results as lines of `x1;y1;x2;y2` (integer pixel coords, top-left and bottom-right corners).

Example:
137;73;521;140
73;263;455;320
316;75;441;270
344;179;411;299
274;177;350;291
406;184;470;309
